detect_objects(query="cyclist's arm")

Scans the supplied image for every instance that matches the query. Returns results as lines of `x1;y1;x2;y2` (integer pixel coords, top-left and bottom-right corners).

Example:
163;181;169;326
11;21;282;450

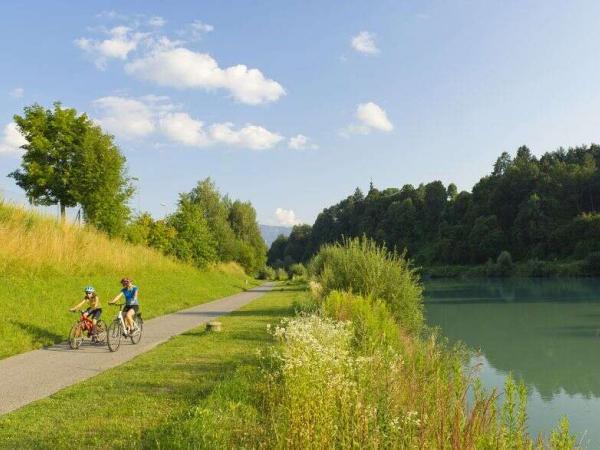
69;300;85;311
109;292;123;305
133;288;139;301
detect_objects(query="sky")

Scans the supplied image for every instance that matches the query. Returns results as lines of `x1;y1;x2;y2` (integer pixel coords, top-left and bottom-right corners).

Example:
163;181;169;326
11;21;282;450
1;1;600;226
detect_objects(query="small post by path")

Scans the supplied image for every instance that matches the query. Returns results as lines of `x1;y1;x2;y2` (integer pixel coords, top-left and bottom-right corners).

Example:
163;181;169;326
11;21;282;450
206;321;222;332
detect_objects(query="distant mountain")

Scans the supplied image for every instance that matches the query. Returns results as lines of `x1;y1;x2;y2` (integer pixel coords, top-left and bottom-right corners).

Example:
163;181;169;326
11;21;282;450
260;224;292;247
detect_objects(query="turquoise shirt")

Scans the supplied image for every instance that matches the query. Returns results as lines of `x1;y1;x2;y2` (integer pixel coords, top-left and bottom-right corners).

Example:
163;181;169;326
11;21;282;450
121;286;139;306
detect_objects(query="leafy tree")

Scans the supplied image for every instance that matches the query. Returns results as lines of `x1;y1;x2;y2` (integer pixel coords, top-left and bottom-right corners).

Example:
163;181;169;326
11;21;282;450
73;123;133;235
187;178;237;261
468;215;505;263
167;196;217;267
9;103;133;235
268;234;289;268
10;103;85;218
10;103;132;229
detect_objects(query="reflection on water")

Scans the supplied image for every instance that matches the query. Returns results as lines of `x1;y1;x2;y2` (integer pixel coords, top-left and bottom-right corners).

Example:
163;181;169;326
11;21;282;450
425;278;600;447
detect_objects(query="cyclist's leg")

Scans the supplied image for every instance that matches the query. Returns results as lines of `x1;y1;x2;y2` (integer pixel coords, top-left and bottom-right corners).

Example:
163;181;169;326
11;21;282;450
125;307;135;330
91;309;101;332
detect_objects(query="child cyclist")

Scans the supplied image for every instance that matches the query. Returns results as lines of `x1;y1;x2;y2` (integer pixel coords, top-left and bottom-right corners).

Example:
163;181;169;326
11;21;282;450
109;278;139;336
69;286;102;336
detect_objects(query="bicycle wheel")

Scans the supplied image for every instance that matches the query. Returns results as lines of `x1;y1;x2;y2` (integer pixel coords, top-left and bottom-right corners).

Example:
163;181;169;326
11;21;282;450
107;320;122;352
68;323;83;350
94;320;107;344
130;315;143;344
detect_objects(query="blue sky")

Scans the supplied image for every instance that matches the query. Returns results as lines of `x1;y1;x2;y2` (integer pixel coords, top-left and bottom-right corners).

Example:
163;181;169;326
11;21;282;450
1;1;600;225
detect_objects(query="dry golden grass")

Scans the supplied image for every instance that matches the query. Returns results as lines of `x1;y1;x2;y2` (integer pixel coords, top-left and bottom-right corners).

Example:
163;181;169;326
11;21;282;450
0;202;182;277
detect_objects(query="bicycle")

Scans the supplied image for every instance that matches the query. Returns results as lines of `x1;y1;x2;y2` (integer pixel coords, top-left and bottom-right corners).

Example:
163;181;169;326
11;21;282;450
68;310;107;349
107;303;144;352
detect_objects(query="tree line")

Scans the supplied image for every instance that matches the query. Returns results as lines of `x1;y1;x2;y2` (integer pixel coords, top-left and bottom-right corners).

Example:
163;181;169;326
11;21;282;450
9;103;266;273
269;145;600;269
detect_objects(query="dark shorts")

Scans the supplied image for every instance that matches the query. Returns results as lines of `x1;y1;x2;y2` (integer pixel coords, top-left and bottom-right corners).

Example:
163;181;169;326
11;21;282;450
123;305;139;315
84;308;102;320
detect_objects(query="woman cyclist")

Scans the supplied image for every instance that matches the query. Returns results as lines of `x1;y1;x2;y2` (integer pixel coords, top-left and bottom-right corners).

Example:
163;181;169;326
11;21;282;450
109;278;139;335
69;286;102;335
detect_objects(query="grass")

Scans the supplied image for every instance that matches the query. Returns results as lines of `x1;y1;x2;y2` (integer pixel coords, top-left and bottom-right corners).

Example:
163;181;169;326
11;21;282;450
0;201;258;359
0;284;300;449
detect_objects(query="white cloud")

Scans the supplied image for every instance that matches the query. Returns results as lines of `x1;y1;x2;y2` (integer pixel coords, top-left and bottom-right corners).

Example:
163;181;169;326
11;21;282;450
160;112;209;146
91;96;283;150
148;16;166;27
160;112;283;150
288;134;318;150
93;96;158;138
0;122;27;154
356;102;393;131
341;102;394;136
75;26;146;69
189;20;214;39
351;31;379;55
125;47;285;104
9;87;24;98
274;208;300;226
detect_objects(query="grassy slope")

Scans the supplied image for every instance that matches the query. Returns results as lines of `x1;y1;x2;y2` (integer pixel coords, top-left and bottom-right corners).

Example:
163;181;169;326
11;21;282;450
0;202;258;359
0;285;300;449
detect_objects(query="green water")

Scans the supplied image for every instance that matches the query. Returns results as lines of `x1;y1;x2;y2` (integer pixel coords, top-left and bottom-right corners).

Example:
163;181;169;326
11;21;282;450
425;278;600;448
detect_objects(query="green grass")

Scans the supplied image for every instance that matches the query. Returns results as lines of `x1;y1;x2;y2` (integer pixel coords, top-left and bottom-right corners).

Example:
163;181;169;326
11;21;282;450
0;285;300;449
0;200;259;359
0;266;258;359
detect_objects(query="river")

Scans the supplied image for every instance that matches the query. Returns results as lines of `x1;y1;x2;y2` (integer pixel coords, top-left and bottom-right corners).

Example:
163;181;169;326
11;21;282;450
425;278;600;448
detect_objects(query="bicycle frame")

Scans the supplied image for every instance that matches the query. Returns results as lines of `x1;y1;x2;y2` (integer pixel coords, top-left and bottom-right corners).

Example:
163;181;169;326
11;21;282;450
111;304;135;331
78;311;95;335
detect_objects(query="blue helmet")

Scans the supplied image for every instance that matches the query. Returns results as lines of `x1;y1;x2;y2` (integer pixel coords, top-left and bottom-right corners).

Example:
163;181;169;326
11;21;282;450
84;286;95;293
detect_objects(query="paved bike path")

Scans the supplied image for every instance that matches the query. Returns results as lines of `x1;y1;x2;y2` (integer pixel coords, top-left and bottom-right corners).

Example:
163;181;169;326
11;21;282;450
0;284;274;415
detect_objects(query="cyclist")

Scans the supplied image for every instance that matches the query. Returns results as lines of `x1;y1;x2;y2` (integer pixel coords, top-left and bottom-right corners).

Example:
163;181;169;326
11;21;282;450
69;286;102;335
109;278;139;336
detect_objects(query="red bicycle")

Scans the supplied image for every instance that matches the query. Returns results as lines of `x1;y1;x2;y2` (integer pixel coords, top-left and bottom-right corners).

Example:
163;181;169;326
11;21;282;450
68;310;107;349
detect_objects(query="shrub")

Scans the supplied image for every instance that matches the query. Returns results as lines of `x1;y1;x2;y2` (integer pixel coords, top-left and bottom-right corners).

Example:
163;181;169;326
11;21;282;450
309;237;423;331
321;290;400;354
256;266;276;280
288;263;307;280
275;267;288;281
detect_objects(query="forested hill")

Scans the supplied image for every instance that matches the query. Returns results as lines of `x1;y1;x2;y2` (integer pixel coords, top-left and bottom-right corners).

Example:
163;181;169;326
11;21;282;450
268;144;600;269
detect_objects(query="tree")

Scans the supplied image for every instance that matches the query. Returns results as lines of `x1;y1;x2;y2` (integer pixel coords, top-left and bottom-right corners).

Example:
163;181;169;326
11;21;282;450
10;102;132;232
11;103;88;218
267;234;288;267
73;123;133;235
167;196;217;267
468;216;505;263
228;200;267;273
187;178;237;261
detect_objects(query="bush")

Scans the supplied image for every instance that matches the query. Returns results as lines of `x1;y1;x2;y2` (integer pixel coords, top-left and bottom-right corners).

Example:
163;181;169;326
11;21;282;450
256;266;276;280
288;263;307;280
309;237;423;331
275;267;288;281
321;290;400;354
